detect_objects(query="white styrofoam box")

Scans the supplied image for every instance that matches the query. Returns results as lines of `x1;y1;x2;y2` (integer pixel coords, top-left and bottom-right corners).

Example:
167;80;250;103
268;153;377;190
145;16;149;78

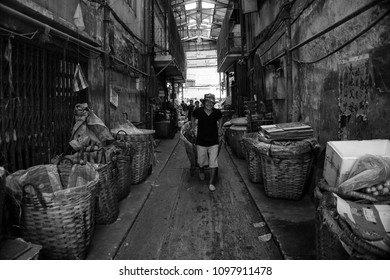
323;139;390;188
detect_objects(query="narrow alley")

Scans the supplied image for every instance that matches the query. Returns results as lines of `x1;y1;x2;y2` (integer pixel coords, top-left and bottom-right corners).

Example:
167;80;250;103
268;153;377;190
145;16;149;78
1;1;389;274
87;134;285;260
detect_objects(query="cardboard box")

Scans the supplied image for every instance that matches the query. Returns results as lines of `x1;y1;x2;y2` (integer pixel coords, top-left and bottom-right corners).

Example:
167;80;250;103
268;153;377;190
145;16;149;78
323;139;390;187
334;194;390;253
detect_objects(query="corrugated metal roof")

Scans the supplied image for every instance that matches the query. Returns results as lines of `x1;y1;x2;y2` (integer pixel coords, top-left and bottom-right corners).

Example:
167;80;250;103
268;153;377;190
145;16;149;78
171;0;231;47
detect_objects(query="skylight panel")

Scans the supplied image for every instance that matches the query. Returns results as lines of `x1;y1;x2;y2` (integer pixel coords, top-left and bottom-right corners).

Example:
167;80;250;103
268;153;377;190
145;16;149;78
202;2;215;9
185;3;196;10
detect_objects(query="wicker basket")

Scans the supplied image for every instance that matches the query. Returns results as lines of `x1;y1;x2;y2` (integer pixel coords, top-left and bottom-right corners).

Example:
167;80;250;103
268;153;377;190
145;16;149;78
115;130;155;185
224;126;232;147
80;148;120;224
256;138;318;200
229;125;247;159
116;153;132;200
316;186;390;259
242;133;262;183
113;139;133;200
94;160;119;224
314;186;350;259
8;163;99;260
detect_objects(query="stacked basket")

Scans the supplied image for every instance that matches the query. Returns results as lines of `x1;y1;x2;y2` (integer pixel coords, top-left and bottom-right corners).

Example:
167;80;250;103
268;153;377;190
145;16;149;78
242;133;263;183
81;148;119;225
115;129;155;185
255;138;319;200
113;139;133;201
229;117;248;159
314;184;349;259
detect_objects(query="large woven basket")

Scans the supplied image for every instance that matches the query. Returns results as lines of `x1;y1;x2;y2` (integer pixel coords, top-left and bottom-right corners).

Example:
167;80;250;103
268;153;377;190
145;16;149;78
112;140;133;201
80;148;120;225
224;126;232;147
9;163;99;260
314;185;349;259
256;138;318;200
229;125;247;159
116;154;132;200
315;184;390;259
115;130;155;185
242;133;262;183
94;161;119;224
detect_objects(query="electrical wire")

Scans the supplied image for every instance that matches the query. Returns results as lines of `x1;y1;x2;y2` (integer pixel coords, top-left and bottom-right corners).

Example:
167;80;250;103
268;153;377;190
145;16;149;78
254;0;316;59
263;0;388;65
295;8;390;65
256;5;305;59
257;29;285;58
291;0;316;25
247;0;299;57
0;27;39;40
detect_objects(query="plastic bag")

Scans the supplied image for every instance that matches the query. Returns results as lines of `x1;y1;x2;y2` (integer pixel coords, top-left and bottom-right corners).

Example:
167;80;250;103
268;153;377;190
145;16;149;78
88;110;114;142
111;120;143;135
6;162;99;203
70;103;113;151
339;154;390;192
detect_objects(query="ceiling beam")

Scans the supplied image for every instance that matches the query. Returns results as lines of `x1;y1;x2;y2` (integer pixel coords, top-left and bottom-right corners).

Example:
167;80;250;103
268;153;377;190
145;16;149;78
171;0;230;8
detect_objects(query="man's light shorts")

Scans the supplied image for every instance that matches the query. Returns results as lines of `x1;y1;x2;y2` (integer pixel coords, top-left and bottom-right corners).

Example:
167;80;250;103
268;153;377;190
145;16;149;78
197;144;219;168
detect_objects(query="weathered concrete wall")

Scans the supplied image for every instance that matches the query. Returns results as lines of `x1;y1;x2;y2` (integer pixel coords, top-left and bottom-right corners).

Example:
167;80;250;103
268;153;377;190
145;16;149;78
292;0;390;146
248;0;283;39
88;57;105;119
107;1;147;128
109;71;142;129
252;0;390;148
110;0;145;40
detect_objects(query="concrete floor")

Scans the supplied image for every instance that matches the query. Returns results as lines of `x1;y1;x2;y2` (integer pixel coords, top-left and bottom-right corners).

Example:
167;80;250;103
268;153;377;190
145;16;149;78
86;132;316;260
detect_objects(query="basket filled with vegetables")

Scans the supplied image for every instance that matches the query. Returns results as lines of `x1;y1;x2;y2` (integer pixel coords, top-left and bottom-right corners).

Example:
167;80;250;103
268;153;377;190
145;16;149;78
316;182;390;260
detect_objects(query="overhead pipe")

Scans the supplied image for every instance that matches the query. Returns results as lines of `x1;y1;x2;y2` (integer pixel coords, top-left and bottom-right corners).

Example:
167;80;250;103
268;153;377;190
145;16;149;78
156;58;175;77
290;0;385;53
110;56;149;77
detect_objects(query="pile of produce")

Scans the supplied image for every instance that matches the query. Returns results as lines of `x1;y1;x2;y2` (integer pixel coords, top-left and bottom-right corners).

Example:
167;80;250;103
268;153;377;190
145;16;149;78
337;154;390;201
362;180;390;196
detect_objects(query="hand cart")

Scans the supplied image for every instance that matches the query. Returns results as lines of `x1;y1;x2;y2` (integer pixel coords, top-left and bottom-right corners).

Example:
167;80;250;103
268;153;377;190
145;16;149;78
180;121;224;176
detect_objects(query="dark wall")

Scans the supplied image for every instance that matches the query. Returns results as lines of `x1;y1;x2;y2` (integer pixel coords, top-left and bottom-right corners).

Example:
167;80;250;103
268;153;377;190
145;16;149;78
251;0;390;147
